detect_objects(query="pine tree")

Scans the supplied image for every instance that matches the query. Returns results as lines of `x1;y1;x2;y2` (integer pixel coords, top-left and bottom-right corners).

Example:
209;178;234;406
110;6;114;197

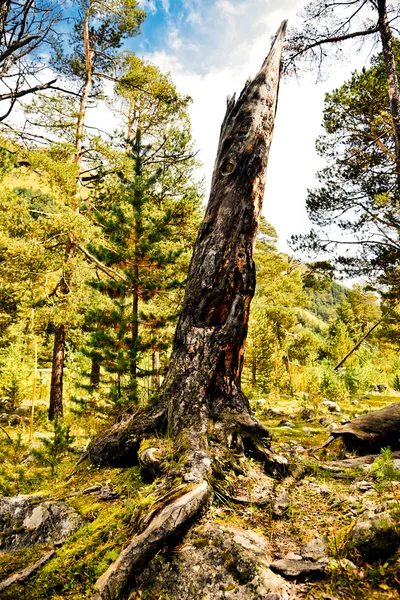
84;131;198;410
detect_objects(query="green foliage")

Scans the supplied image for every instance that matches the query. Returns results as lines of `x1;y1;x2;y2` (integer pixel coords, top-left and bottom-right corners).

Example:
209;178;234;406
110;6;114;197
393;373;400;392
371;447;400;483
291;43;400;298
31;417;75;476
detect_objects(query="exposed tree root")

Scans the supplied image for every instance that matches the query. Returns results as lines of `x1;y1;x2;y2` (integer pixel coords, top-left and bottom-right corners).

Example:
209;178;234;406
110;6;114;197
0;549;55;592
91;481;210;600
88;404;167;467
318;451;400;471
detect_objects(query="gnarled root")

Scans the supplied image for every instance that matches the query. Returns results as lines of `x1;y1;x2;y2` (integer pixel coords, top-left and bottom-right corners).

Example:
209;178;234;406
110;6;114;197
88;403;167;467
91;481;210;600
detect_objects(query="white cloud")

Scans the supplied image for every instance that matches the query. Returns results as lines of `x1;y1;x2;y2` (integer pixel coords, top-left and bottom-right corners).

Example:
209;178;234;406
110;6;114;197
141;0;375;252
161;0;170;13
137;0;157;13
187;10;201;24
168;26;183;50
216;0;246;16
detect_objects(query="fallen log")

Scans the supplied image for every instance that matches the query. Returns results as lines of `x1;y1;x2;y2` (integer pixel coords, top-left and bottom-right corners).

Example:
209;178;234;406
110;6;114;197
315;401;400;454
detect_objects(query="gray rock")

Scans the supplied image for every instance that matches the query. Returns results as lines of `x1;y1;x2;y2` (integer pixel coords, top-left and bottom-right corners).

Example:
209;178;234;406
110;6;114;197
136;522;290;600
98;484;119;501
269;557;327;580
272;490;290;517
301;536;328;562
322;400;341;413
278;420;294;428
0;495;81;551
347;504;400;559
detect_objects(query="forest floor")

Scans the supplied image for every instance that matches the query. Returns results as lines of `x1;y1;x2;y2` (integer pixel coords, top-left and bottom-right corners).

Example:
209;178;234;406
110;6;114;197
0;391;399;599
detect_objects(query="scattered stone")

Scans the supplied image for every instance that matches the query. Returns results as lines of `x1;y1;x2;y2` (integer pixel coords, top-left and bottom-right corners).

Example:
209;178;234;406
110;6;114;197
347;504;400;559
272;490;290;517
13;405;31;417
269;558;327;580
321;400;341;414
278;420;294;428
302;427;312;432
352;480;374;493
319;417;331;427
300;408;315;421
340;415;350;424
0;413;23;425
98;484;119;501
338;558;357;571
0;495;81;551
327;423;338;432
301;537;328;562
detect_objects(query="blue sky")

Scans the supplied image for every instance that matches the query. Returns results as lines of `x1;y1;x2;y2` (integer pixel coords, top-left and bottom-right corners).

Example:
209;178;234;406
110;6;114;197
126;0;373;252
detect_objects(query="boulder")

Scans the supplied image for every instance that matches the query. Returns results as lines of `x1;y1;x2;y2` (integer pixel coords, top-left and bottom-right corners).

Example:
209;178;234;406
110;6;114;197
347;503;400;560
136;521;290;600
0;495;81;551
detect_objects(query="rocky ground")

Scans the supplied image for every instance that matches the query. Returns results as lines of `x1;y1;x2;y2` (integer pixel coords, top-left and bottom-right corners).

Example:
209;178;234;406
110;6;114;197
0;392;399;599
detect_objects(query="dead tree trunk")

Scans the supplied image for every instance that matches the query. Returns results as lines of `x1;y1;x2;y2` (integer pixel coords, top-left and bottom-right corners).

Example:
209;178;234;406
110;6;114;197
88;22;287;472
89;23;287;600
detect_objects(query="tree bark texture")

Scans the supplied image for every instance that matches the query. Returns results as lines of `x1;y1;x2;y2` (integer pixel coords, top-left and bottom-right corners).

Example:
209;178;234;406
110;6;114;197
162;21;287;476
377;0;400;180
48;324;66;420
151;350;160;390
90;358;101;389
48;241;74;420
88;23;287;475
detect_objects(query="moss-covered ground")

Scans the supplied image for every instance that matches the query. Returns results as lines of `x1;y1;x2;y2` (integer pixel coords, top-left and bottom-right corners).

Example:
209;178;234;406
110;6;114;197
0;392;399;599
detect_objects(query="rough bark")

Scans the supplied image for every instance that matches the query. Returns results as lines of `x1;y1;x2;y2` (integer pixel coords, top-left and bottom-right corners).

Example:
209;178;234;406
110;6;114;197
317;401;400;453
48;323;66;420
90;358;101;389
377;0;400;180
88;22;287;474
48;241;74;420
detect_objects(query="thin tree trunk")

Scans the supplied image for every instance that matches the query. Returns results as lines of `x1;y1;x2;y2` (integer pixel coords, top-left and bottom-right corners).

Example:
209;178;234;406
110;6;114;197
73;8;93;174
333;317;383;371
90;358;100;389
49;324;65;420
377;0;400;180
131;278;139;382
48;241;74;420
151;350;160;390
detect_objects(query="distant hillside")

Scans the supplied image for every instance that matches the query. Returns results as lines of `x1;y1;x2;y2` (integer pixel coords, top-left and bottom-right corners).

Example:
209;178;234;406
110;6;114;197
306;281;349;323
